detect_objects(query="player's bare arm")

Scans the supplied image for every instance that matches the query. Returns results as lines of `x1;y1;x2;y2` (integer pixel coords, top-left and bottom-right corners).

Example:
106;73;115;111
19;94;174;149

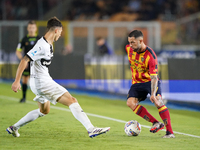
16;50;23;60
150;75;158;104
12;55;30;92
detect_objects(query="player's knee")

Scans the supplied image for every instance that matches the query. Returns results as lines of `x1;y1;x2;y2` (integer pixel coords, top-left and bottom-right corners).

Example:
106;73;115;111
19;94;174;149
38;109;48;116
127;98;138;109
39;108;50;115
67;97;78;106
71;97;78;103
126;99;131;107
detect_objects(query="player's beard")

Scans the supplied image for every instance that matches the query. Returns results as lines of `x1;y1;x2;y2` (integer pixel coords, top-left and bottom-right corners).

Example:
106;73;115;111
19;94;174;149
133;44;142;52
133;47;139;52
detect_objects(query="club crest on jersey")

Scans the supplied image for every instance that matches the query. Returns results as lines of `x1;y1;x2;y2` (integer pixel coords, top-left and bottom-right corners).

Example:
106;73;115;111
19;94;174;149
141;57;145;62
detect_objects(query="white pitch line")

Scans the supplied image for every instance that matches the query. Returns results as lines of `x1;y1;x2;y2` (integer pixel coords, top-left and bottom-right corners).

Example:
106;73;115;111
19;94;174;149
1;95;200;138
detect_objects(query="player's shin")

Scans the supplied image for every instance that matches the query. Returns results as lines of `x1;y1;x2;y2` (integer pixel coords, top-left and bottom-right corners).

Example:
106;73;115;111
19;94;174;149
14;109;45;129
158;105;173;134
69;102;94;132
133;105;158;123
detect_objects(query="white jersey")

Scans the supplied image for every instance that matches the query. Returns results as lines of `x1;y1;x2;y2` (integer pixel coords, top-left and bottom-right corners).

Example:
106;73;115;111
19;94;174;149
27;37;53;79
27;37;67;105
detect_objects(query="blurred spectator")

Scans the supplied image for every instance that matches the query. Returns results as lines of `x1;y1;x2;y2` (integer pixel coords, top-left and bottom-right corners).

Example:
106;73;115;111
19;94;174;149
96;37;113;56
0;0;60;20
1;0;200;22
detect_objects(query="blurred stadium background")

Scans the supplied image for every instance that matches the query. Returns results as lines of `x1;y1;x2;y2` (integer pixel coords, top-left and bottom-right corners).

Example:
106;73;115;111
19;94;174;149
0;0;200;110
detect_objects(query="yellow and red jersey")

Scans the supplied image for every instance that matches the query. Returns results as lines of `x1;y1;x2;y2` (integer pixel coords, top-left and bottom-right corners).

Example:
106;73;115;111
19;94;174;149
126;44;158;84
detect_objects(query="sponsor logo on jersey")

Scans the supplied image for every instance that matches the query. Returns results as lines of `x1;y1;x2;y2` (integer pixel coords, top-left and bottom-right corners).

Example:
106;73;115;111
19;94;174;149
41;58;52;67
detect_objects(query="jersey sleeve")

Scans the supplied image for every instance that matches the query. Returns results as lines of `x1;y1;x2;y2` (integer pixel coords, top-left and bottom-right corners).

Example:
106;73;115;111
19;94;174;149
148;55;158;75
27;44;45;61
125;44;129;53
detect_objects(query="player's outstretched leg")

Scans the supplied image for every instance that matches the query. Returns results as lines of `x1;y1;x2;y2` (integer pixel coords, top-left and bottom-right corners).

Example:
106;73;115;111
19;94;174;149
6;108;46;137
57;92;110;138
69;102;110;138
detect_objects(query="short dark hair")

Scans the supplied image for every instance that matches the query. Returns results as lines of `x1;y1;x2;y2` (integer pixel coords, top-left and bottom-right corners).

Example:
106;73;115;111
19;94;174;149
28;20;36;25
128;30;143;38
96;36;104;41
47;17;62;30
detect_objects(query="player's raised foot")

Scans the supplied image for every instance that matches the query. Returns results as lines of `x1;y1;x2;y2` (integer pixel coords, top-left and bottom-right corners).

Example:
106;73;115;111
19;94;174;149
162;133;175;138
6;126;20;137
150;122;164;133
19;98;26;103
88;127;110;138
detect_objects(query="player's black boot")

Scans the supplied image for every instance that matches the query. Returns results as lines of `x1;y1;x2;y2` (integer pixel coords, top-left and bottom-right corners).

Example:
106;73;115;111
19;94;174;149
19;98;26;103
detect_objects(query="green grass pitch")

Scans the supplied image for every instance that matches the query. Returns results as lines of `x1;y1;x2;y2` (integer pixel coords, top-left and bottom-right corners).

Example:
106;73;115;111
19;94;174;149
0;82;200;150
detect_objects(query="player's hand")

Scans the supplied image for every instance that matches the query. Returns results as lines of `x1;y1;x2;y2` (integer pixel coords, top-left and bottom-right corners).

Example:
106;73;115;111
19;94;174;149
11;81;21;93
150;95;159;105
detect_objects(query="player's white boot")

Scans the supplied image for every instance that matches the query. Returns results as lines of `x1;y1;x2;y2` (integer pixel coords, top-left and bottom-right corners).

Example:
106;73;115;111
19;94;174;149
162;133;175;138
6;126;20;137
88;127;110;138
162;132;175;138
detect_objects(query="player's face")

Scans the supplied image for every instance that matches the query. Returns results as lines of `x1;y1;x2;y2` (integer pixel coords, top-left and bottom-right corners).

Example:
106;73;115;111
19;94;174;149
27;24;37;36
128;37;142;52
54;27;62;41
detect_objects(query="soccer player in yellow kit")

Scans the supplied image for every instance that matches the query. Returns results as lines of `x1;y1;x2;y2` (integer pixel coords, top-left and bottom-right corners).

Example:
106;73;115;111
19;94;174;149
126;30;175;138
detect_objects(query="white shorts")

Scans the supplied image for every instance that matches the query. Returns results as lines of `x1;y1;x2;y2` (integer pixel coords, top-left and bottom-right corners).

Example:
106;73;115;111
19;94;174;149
30;77;68;105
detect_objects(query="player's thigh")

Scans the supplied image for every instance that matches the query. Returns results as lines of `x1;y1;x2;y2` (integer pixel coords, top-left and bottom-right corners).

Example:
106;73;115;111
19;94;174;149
57;92;77;106
38;101;50;114
127;83;148;102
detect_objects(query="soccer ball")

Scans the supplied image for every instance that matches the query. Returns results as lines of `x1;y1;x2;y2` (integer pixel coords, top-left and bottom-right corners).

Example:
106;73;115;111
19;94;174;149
124;120;141;136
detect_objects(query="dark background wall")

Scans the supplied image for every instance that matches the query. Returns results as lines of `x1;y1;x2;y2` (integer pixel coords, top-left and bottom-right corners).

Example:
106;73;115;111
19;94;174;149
168;58;200;80
49;54;85;79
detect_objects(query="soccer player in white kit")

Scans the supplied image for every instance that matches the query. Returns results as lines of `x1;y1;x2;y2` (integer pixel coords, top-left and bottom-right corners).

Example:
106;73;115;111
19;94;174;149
7;17;110;138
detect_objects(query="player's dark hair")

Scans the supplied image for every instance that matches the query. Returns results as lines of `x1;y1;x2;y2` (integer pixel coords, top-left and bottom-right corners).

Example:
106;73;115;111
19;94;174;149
128;30;143;38
96;36;104;41
47;17;62;31
28;20;36;25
